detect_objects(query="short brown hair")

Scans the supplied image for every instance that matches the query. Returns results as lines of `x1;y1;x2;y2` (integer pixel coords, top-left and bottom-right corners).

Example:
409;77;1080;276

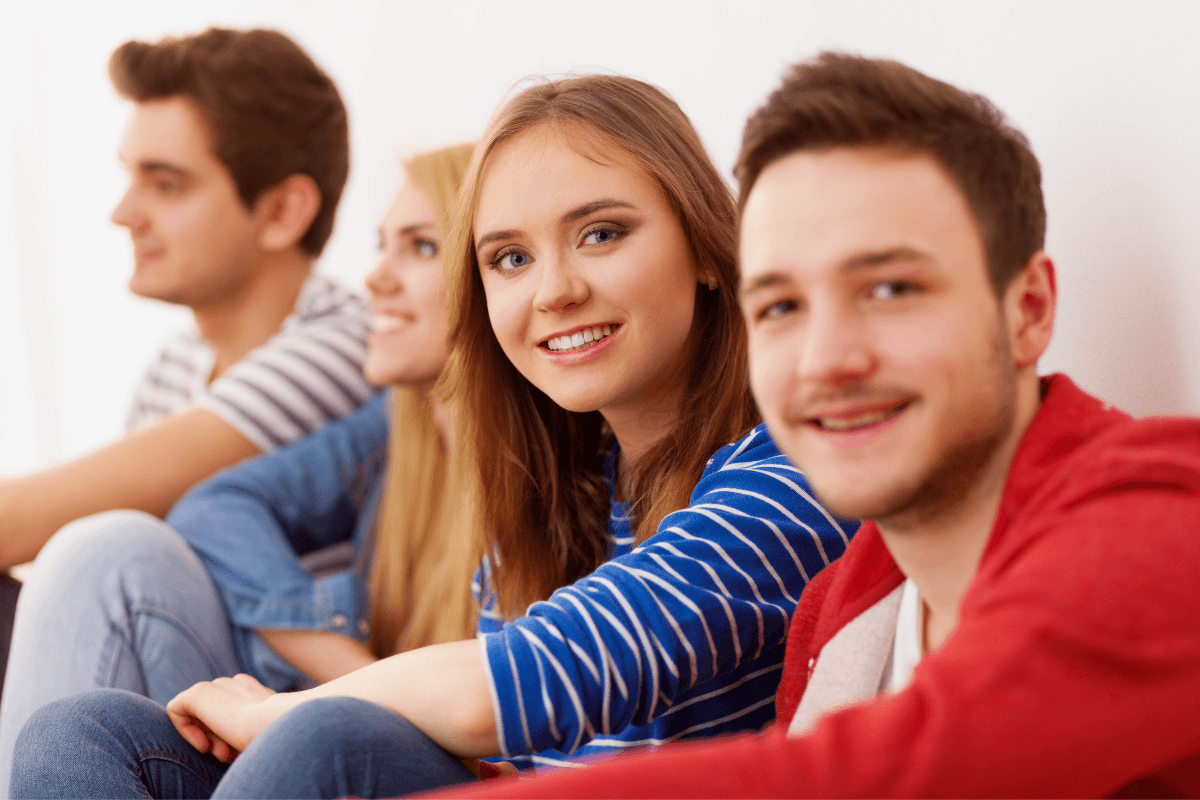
736;52;1045;293
110;27;349;256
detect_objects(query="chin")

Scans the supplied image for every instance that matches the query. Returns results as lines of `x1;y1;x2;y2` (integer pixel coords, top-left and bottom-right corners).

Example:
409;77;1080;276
805;474;913;523
534;383;611;414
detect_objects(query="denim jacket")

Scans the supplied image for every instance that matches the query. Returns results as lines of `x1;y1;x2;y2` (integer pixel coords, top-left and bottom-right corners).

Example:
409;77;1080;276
167;391;388;690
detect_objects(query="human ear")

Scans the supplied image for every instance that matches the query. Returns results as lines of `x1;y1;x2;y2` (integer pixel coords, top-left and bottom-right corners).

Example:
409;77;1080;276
255;174;321;252
1003;252;1056;368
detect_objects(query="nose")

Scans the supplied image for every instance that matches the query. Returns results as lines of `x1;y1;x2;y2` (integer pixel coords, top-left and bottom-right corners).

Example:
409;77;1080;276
110;185;146;232
532;253;589;313
796;295;876;387
365;254;402;299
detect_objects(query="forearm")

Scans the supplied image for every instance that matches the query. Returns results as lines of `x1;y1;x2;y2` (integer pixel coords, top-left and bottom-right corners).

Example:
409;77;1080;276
267;639;498;757
257;629;377;684
0;407;258;568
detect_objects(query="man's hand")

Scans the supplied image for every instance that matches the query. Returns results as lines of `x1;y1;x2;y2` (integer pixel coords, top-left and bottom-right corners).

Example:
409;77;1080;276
166;673;291;763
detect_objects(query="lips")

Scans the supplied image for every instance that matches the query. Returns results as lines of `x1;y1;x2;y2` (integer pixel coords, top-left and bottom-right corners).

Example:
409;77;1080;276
372;312;414;332
542;324;618;353
808;398;911;432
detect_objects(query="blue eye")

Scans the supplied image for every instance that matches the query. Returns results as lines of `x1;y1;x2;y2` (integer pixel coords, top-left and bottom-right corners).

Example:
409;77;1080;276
585;228;615;244
490;250;532;272
760;299;798;320
582;224;627;247
414;238;439;258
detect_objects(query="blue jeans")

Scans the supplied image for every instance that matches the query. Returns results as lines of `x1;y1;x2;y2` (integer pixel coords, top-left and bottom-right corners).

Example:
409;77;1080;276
0;511;241;795
10;690;475;798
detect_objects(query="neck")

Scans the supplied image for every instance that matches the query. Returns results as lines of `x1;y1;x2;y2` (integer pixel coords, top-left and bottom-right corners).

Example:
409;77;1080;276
191;248;311;382
603;391;683;501
879;370;1042;652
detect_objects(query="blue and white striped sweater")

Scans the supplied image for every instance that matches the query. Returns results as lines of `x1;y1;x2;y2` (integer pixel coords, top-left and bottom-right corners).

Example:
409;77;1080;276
474;423;855;768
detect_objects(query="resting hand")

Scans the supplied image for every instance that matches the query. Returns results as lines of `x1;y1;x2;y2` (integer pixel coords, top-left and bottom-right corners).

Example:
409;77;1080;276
166;673;285;762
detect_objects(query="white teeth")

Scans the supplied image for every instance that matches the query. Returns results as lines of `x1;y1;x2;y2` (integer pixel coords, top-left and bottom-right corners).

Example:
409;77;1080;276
373;315;405;332
546;325;615;352
816;408;896;430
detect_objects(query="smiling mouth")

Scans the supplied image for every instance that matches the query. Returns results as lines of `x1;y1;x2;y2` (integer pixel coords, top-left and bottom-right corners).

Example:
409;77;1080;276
543;324;618;353
810;400;910;431
373;314;413;332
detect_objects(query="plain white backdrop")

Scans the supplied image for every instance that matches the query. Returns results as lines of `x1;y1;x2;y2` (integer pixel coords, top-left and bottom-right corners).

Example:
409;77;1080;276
2;0;1198;475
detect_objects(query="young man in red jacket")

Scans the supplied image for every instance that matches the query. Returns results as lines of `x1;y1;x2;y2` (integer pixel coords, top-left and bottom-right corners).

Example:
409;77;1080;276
454;52;1200;798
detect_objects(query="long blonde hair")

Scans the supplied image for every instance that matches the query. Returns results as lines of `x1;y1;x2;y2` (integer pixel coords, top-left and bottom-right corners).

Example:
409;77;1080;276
441;76;759;618
368;143;481;656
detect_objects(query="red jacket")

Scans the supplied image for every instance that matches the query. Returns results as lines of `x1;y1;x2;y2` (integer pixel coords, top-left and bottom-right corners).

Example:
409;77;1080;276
450;375;1200;798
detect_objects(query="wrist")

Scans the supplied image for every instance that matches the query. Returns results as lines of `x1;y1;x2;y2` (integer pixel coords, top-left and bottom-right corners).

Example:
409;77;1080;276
258;688;305;732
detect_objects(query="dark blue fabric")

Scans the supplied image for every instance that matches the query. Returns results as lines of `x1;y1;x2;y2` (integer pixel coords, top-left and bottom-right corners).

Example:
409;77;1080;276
10;690;475;800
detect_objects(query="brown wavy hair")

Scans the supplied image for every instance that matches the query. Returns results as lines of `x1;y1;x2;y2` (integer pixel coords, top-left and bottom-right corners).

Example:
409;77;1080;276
440;76;760;618
368;144;480;655
109;27;349;257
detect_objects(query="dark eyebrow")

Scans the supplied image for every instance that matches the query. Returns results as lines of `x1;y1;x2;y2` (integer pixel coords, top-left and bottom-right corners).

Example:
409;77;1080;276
476;229;520;250
561;198;635;224
740;272;792;298
135;160;190;177
398;222;437;236
841;246;929;272
475;198;636;251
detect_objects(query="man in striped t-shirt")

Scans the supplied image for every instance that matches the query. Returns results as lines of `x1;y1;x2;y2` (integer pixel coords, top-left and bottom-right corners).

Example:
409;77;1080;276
124;273;374;453
0;29;375;684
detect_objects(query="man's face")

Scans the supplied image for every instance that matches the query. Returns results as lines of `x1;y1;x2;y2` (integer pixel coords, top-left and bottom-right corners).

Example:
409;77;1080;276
111;96;260;309
740;147;1020;525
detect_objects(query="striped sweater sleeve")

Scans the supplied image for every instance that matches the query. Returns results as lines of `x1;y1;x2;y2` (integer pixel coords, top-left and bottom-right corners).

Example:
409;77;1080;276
197;275;376;452
481;424;854;757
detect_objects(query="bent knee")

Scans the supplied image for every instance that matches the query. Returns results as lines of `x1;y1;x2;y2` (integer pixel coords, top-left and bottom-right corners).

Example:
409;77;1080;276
14;689;147;759
262;697;432;753
32;510;189;582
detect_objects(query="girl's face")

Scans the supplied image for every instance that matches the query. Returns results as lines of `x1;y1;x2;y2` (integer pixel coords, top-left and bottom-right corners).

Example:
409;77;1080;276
363;174;450;391
475;125;701;438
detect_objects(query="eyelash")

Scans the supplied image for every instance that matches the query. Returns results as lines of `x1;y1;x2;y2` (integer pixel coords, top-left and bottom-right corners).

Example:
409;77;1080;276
581;223;628;246
486;248;529;272
869;280;918;299
757;299;799;322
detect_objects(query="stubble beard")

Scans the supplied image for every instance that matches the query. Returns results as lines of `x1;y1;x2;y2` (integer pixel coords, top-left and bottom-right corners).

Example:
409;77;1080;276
873;318;1018;531
807;316;1019;529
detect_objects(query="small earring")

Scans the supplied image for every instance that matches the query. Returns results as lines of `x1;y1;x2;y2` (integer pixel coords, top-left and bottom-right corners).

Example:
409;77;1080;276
706;276;718;290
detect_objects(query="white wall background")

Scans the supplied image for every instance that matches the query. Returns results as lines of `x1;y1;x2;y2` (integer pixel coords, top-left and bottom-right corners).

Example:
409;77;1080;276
2;0;1198;475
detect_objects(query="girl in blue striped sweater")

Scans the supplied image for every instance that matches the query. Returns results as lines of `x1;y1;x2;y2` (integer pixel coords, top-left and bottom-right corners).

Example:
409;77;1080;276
12;76;855;800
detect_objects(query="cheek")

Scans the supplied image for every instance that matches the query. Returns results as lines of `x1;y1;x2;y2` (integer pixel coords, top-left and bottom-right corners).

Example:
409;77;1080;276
181;196;253;251
482;280;527;355
748;334;793;419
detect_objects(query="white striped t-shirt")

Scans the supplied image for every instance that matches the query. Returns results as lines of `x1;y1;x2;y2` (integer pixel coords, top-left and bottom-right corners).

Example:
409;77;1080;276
125;274;377;452
476;423;857;769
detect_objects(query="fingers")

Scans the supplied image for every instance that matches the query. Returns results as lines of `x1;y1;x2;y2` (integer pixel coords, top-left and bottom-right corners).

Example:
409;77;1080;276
166;680;244;760
210;738;238;764
173;717;212;754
